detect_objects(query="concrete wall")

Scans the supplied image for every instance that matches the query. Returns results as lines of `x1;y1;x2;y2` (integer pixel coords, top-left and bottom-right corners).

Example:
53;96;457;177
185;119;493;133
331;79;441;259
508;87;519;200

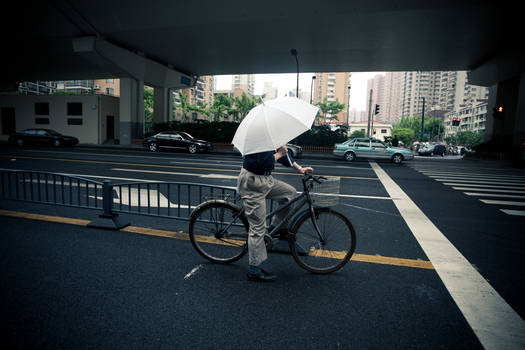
0;94;119;144
99;95;120;143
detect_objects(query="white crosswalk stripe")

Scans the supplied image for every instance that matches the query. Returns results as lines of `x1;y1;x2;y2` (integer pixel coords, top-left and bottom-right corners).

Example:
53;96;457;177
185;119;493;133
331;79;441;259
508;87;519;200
407;163;525;216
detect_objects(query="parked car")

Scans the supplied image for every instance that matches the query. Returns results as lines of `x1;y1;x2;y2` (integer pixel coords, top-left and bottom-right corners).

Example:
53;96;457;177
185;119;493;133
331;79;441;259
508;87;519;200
233;143;303;158
418;144;446;156
333;138;414;164
143;131;213;154
8;129;79;147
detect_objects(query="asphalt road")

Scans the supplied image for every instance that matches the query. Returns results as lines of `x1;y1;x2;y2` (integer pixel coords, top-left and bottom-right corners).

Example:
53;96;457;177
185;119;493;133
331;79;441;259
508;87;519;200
1;144;524;349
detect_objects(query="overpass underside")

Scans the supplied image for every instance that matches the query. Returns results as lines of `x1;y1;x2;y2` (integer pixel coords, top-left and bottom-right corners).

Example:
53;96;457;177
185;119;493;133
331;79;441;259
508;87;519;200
0;1;523;151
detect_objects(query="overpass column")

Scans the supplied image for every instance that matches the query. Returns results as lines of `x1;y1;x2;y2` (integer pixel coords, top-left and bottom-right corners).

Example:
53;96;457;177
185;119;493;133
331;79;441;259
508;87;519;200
119;78;144;144
153;87;173;123
485;74;525;153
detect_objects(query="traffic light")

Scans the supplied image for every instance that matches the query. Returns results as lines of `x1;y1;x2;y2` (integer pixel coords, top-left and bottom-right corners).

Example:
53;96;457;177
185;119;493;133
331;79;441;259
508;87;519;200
492;105;505;120
452;117;460;126
373;129;376;134
374;104;380;115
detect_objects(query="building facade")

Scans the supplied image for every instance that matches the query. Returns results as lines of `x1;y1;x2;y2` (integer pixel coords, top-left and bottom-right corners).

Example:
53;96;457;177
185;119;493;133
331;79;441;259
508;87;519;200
0;94;120;144
313;72;351;125
365;74;385;123
263;82;278;100
444;102;487;137
232;74;255;97
347;121;392;141
93;79;120;97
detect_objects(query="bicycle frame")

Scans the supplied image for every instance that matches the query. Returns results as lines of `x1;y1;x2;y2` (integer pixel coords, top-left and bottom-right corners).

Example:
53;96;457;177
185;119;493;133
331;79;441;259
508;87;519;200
221;175;326;242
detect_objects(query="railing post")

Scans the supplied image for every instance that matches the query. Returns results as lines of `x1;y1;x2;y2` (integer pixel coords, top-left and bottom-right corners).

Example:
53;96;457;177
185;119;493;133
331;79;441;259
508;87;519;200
102;180;114;217
87;180;129;230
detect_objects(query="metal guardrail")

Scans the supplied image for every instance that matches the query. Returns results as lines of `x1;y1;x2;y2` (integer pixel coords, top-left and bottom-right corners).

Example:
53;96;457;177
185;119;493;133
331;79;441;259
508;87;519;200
0;170;103;209
0;170;239;229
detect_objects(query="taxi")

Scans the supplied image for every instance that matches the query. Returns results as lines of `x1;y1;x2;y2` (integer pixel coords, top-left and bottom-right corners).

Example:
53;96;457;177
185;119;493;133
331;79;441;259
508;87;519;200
333;138;414;164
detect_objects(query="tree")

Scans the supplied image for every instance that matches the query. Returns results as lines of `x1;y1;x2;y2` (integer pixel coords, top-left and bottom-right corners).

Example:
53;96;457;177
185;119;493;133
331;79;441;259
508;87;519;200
316;97;345;124
349;130;365;138
233;92;256;121
210;93;234;121
391;127;415;146
445;130;484;147
174;91;192;121
394;115;443;142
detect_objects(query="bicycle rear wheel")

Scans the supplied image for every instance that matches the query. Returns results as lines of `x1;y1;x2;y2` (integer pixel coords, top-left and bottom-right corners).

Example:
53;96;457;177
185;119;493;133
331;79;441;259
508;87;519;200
289;208;356;274
189;200;249;263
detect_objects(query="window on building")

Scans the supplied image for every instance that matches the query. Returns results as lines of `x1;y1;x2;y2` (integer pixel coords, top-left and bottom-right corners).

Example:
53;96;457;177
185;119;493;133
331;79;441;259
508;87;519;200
34;102;49;115
381;129;387;134
106;88;114;95
35;117;50;124
67;102;82;116
106;79;114;83
67;118;83;125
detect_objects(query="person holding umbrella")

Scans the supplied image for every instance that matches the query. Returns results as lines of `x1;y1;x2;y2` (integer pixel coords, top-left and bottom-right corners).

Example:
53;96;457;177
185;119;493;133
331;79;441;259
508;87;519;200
232;97;318;282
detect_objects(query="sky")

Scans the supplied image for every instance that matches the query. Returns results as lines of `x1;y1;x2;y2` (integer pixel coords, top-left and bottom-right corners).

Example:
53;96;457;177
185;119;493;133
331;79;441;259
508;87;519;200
215;72;384;111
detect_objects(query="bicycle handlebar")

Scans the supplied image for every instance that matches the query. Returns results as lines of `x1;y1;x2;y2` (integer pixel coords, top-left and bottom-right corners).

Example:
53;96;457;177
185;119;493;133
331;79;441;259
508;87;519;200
303;170;326;184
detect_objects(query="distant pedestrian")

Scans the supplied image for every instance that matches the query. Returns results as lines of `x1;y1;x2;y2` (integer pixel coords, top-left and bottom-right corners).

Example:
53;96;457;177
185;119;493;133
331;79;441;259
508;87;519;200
392;135;399;147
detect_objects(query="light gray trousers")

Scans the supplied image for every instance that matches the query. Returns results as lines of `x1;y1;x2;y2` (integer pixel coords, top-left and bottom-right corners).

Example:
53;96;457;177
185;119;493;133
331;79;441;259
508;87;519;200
237;168;296;266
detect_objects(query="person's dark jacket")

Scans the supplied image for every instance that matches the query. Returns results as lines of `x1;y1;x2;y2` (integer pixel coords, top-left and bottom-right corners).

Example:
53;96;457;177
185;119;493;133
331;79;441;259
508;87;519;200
242;150;294;175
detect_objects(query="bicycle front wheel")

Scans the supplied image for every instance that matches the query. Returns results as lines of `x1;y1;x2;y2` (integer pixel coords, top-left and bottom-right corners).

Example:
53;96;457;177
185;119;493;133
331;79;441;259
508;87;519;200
289;208;356;274
189;201;249;263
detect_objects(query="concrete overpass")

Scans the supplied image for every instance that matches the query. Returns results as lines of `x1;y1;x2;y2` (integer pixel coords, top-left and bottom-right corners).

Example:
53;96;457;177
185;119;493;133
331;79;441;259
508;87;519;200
1;1;523;151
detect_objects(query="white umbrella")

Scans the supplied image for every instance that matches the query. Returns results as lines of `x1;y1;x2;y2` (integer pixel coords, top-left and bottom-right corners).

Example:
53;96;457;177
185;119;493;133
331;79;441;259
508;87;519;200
232;97;319;156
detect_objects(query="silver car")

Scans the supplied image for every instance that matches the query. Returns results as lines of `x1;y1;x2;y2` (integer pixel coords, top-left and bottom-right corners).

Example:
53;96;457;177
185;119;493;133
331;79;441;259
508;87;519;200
333;138;414;164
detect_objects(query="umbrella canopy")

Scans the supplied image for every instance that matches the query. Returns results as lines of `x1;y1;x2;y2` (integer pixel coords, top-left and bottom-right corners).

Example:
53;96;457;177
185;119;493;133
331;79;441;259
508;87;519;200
232;97;319;156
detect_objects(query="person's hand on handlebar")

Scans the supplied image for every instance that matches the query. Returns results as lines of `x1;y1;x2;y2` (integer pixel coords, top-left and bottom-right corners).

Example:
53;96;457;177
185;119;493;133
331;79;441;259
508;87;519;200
297;166;314;175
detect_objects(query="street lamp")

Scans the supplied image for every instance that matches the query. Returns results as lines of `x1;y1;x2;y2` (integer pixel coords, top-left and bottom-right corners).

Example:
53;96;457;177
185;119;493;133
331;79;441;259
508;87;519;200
310;75;316;104
290;49;299;97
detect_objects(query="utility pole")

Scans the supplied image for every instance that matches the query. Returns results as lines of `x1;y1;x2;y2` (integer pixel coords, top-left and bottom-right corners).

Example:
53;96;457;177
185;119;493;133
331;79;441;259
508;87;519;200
366;89;373;137
420;97;426;142
346;85;351;131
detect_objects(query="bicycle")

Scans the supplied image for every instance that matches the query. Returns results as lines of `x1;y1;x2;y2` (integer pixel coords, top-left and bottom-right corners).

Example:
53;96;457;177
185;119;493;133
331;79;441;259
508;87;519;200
188;172;356;274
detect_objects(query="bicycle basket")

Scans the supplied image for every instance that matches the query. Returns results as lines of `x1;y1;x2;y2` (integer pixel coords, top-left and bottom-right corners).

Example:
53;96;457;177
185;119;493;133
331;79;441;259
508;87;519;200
310;176;340;207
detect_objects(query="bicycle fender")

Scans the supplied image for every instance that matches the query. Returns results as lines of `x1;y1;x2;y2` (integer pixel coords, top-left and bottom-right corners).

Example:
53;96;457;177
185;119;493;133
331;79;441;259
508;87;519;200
289;206;330;231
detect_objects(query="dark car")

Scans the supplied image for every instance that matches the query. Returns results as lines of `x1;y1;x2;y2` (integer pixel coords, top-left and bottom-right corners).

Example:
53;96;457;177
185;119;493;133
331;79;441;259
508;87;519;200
143;131;213;154
233;143;303;158
418;144;446;156
9;129;79;147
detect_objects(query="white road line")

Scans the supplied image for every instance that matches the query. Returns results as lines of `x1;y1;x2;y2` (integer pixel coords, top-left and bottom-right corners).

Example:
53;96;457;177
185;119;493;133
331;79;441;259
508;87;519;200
434;178;525;185
425;174;525;182
452;187;525;194
419;170;525;180
443;183;525;190
369;161;525;350
500;209;525;216
184;264;204;280
0;167;157;183
479;199;525;206
111;167;239;180
464;192;525;199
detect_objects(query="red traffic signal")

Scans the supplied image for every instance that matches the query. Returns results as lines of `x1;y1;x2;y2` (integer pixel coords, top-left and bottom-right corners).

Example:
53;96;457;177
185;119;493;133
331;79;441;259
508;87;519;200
493;105;505;120
452;117;460;126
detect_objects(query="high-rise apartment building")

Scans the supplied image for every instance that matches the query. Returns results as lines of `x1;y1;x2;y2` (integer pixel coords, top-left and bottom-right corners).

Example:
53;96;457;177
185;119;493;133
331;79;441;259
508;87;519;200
232;74;255;97
365;74;385;123
18;81;57;95
382;72;402;123
174;75;215;121
398;71;489;119
313;72;351;125
93;79;120;97
263;82;278;100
